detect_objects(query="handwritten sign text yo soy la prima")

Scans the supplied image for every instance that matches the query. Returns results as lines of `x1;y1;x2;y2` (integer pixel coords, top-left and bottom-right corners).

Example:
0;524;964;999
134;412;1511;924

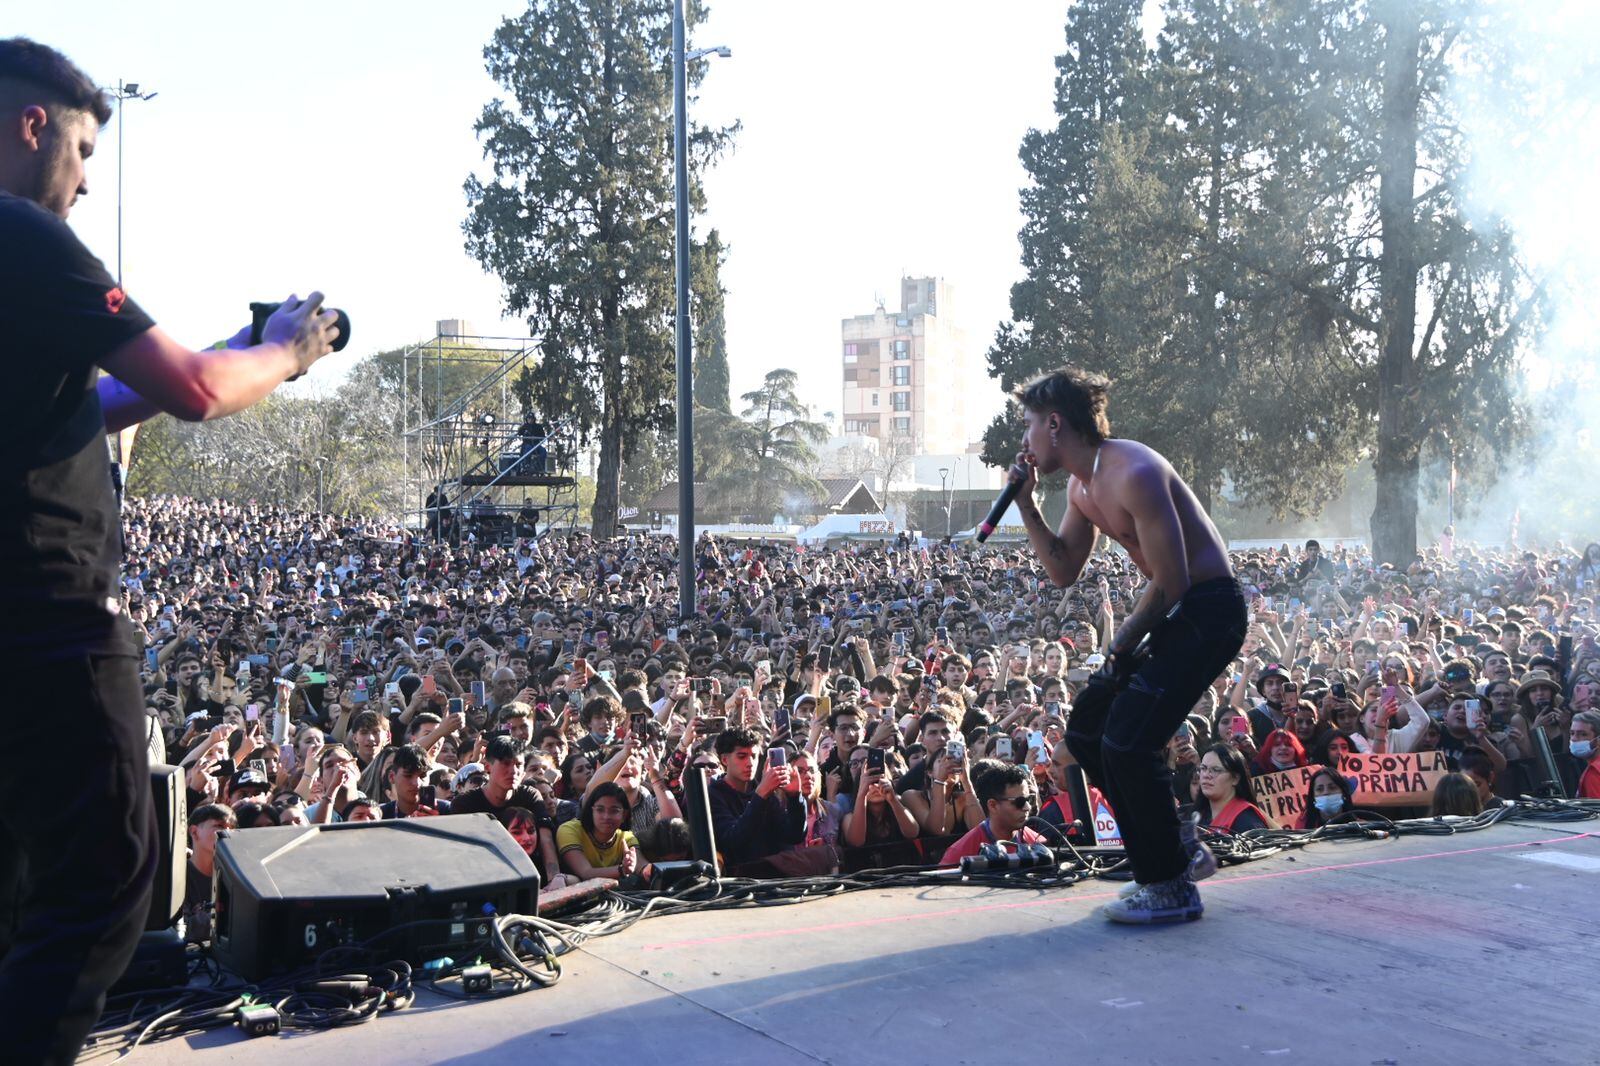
1339;750;1448;807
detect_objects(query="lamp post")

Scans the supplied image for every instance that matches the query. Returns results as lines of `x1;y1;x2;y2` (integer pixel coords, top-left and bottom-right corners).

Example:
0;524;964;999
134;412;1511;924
672;0;730;621
108;80;158;285
314;457;330;514
938;467;950;538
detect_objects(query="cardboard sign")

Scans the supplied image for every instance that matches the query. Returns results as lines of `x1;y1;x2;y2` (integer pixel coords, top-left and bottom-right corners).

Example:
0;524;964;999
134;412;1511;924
1339;751;1448;807
1250;764;1322;827
1092;796;1123;847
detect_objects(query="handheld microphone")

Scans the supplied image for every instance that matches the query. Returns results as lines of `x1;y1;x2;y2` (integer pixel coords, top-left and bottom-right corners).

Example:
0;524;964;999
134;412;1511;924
976;463;1029;543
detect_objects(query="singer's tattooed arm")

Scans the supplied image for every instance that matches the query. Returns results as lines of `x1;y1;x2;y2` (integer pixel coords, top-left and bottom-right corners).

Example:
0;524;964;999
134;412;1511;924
1020;478;1098;588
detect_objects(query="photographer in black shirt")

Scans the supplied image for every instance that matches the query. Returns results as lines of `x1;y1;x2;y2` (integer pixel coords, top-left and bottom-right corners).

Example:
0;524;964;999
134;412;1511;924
0;38;341;1065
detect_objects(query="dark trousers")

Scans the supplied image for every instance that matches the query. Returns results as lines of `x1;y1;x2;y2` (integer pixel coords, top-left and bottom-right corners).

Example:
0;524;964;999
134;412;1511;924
1067;578;1247;885
0;654;157;1065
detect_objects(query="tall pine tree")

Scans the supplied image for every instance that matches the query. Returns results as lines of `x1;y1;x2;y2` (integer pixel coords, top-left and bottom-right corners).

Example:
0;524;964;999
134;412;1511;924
990;0;1541;562
691;228;731;414
982;0;1148;473
464;0;735;537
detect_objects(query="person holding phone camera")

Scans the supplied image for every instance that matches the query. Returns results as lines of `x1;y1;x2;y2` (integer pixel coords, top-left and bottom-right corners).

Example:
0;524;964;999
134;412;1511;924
706;727;802;868
379;744;452;819
0;39;348;1061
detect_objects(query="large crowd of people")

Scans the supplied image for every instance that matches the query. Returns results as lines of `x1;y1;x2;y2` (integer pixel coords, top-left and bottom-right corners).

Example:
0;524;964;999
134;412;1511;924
127;496;1600;935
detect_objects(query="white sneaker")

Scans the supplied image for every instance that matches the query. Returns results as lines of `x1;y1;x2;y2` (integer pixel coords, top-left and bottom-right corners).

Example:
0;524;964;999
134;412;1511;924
1103;878;1204;924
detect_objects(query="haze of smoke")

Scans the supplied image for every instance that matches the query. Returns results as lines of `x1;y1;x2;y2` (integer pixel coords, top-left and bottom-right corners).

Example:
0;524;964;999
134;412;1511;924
1443;0;1600;548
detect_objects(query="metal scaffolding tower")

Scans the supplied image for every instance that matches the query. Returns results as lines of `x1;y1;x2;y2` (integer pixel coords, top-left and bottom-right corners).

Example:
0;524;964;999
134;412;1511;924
400;331;579;543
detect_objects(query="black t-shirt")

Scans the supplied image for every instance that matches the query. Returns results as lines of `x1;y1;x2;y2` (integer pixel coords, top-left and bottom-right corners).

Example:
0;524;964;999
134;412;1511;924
1437;729;1470;772
379;798;454;819
184;857;213;943
450;784;556;829
0;192;154;657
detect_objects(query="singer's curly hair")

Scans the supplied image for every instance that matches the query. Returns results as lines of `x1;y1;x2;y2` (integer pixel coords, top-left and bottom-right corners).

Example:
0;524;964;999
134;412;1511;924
0;38;112;125
1014;366;1112;447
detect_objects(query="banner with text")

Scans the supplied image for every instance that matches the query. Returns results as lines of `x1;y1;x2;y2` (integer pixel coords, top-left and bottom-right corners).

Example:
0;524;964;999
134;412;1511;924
1339;751;1448;807
1250;764;1322;827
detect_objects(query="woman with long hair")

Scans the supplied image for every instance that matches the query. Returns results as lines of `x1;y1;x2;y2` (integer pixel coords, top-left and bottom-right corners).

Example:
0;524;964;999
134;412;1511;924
1194;744;1271;833
1430;772;1483;817
554;751;595;826
842;746;917;847
1298;766;1354;830
556;782;638;881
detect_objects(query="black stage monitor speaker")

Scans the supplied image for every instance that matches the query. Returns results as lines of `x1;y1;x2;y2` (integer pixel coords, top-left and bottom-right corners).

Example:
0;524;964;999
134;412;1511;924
147;764;187;931
210;814;539;980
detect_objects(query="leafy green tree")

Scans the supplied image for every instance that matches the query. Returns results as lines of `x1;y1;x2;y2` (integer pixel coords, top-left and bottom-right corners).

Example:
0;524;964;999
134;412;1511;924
691;228;731;414
982;0;1148;468
733;369;828;521
464;0;735;538
989;0;1542;564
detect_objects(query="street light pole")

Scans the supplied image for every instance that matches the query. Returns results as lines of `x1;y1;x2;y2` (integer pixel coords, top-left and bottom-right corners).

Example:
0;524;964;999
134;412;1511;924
315;457;330;513
673;0;693;621
671;4;729;622
938;467;950;539
110;81;158;285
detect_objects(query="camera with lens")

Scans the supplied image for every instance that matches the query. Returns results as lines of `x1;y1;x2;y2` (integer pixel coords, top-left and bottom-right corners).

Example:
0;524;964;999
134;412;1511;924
248;301;352;353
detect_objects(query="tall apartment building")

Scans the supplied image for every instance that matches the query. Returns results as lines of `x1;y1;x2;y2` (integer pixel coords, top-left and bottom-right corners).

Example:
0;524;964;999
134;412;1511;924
840;277;970;456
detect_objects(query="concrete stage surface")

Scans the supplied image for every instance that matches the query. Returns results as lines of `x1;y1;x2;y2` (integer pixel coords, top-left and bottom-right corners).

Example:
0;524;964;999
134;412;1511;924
143;819;1599;1065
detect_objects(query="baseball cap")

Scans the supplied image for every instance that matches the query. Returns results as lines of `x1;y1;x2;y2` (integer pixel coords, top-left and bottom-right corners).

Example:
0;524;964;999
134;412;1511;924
227;768;270;793
453;762;487;790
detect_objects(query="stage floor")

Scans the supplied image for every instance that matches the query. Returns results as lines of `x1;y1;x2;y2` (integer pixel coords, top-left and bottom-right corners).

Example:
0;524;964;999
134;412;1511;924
141;819;1599;1065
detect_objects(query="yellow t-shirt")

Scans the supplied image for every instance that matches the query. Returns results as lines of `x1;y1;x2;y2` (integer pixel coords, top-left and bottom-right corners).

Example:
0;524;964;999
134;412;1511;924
555;818;637;871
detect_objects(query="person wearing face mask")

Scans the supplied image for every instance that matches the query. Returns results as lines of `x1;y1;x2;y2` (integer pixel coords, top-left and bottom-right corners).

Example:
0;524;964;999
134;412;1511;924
1570;711;1600;799
1297;766;1354;830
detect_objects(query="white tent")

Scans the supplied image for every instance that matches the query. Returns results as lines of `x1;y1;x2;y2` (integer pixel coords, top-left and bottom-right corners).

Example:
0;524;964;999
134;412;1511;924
952;500;1028;541
796;512;898;545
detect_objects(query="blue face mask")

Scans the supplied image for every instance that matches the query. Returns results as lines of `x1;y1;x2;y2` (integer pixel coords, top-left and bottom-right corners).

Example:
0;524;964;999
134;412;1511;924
1572;740;1595;760
1313;794;1345;817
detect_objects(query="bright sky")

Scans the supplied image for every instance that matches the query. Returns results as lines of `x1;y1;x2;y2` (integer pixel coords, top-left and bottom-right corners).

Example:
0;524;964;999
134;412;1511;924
13;1;1070;437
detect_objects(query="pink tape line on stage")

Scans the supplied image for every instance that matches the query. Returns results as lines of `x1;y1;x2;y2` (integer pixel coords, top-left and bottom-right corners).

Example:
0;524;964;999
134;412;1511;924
638;831;1596;953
